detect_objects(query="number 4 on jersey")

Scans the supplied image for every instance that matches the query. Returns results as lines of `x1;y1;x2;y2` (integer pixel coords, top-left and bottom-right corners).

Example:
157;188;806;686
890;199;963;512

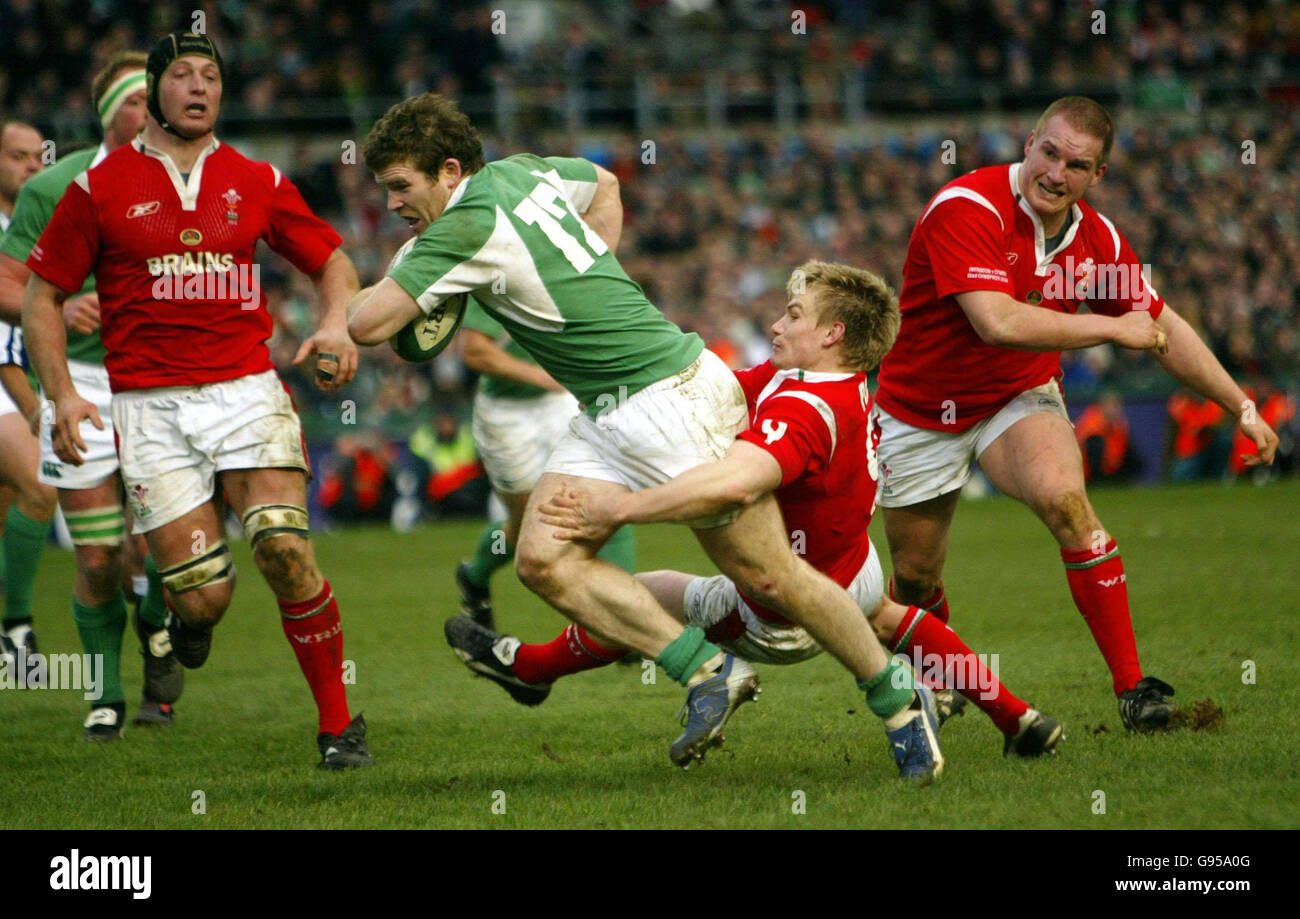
512;169;609;273
762;419;787;444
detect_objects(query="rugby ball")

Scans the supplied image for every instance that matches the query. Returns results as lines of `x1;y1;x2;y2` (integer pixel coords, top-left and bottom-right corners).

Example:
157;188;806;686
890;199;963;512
389;293;468;362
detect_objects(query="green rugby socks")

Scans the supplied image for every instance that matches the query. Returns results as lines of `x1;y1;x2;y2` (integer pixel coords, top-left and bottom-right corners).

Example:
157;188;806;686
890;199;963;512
72;593;127;707
2;508;49;628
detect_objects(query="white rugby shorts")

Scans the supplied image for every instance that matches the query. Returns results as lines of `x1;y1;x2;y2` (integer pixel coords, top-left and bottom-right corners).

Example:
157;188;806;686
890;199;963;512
112;369;308;533
38;360;119;490
473;389;579;495
542;348;748;528
874;380;1070;508
683;540;884;665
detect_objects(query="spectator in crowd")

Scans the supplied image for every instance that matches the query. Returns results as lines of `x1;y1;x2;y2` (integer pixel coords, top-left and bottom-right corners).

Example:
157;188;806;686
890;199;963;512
318;433;398;524
409;412;489;518
1167;389;1234;481
1076;392;1143;484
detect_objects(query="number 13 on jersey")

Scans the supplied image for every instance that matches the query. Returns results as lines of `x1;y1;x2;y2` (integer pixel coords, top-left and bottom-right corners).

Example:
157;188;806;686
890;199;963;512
512;170;609;273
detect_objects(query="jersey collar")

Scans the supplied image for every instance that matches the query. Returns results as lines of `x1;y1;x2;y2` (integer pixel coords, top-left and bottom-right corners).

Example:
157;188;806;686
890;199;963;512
132;136;221;212
90;143;110;168
1009;162;1084;272
753;365;858;409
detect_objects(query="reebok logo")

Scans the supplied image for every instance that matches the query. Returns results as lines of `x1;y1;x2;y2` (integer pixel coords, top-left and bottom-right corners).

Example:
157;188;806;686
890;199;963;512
49;849;151;899
1098;575;1127;587
126;201;160;219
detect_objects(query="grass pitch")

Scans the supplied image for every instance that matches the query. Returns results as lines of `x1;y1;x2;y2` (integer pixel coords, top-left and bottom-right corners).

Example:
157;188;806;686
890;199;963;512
3;481;1298;829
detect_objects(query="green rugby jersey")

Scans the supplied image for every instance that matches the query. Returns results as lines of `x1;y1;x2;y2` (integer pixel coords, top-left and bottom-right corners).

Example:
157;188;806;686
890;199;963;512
0;146;105;364
387;154;702;407
460;297;550;400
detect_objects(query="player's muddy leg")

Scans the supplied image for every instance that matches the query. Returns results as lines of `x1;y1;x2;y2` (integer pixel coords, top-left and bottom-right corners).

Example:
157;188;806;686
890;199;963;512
516;473;684;658
977;413;1103;550
220;468;323;602
141;501;231;628
881;489;960;607
979;413;1146;700
694;494;891;683
220;467;357;741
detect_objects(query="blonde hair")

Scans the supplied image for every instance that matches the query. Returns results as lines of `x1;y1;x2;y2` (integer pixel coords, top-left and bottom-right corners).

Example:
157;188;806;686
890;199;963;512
787;260;900;371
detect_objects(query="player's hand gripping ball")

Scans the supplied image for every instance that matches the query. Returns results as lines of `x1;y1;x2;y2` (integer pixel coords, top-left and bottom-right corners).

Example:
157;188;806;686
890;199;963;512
389;293;468;362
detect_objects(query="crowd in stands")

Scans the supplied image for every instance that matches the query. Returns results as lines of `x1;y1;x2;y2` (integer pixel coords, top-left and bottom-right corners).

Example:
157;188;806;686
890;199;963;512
5;1;1297;126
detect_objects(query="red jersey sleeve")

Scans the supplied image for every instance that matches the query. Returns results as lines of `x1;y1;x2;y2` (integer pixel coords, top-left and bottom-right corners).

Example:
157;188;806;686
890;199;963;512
1087;230;1165;320
263;171;342;275
923;199;1015;300
737;393;833;486
26;179;98;294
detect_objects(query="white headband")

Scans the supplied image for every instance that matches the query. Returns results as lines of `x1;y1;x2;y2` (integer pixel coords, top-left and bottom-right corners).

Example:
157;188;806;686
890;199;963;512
97;69;147;129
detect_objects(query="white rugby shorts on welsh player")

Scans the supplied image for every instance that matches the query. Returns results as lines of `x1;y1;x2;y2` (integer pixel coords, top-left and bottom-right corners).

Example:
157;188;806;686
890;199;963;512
543;348;748;528
873;380;1070;508
38;359;119;490
112;369;308;533
473;389;579;495
684;540;885;665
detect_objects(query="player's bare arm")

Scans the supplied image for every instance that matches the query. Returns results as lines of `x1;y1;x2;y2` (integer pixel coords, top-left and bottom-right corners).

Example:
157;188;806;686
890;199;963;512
957;289;1167;354
1153;305;1279;465
581;164;623;254
460;328;565;391
540;440;783;540
0;252;31;323
295;247;361;392
21;274;102;464
0;363;39;424
347;277;421;345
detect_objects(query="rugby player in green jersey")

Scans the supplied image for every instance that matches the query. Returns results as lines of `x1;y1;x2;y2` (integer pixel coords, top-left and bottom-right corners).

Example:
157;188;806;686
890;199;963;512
348;93;941;778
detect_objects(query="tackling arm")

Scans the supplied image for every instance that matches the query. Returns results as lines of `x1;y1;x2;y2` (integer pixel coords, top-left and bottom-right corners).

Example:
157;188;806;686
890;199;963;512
459;328;564;391
1153;305;1278;465
958;290;1167;353
540;441;783;538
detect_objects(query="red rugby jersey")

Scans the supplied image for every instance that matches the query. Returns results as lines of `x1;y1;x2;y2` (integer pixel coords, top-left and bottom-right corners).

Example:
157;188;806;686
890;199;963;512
875;163;1164;432
28;138;340;392
733;360;879;625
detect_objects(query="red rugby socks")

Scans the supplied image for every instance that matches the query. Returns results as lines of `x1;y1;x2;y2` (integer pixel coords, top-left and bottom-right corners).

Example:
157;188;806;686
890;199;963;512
1061;539;1143;696
889;604;1028;736
279;580;351;736
513;624;624;685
